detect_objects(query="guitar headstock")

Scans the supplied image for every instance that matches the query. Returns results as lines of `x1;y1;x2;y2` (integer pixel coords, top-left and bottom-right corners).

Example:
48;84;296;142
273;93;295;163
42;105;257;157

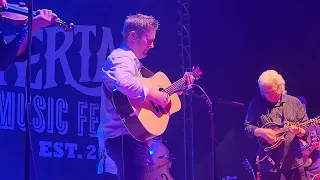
242;159;254;173
191;66;202;80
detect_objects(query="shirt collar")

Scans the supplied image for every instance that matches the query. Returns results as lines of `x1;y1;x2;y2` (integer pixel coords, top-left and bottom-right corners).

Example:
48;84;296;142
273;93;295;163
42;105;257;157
261;94;287;107
119;43;137;59
119;43;142;70
275;94;287;107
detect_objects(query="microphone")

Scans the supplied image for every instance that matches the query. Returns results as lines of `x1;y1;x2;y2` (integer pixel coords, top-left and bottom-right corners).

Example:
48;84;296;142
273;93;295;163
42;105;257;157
183;89;206;100
216;98;244;108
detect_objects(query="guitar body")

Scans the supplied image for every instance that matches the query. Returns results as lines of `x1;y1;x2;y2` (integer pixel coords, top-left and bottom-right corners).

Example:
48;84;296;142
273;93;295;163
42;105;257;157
258;122;289;152
112;72;181;142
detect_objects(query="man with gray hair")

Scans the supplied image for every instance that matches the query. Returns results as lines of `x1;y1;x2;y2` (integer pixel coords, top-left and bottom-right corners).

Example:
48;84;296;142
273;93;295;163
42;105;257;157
98;14;194;179
244;69;309;180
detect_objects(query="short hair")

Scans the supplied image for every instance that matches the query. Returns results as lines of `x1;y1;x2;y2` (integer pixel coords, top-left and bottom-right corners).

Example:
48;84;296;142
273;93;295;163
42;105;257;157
296;96;307;105
258;69;287;95
122;13;160;40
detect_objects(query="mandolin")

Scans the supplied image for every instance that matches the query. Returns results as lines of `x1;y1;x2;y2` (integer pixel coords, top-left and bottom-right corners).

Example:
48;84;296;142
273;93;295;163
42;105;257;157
258;116;320;152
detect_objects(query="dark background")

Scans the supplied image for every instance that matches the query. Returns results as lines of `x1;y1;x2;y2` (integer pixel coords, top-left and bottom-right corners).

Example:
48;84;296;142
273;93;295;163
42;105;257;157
190;0;320;179
0;0;319;180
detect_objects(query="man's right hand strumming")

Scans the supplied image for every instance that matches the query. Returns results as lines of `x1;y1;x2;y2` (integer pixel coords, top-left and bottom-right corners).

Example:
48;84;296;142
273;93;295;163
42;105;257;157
148;88;169;108
255;128;277;145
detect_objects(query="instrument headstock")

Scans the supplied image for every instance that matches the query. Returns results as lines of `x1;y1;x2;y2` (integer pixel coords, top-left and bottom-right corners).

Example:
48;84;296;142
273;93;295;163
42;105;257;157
56;18;74;32
191;66;202;80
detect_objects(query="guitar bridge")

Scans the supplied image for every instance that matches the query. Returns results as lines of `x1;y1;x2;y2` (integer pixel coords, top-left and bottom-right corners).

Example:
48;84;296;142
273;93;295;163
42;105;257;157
150;101;164;114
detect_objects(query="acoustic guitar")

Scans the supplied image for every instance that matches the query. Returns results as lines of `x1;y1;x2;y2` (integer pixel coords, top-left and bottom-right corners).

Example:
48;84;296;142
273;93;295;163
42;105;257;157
300;138;320;167
258;116;320;152
300;140;313;167
110;66;202;142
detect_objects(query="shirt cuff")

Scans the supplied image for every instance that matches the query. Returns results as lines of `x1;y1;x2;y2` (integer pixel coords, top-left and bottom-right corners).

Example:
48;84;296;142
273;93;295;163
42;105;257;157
244;124;258;139
250;126;258;137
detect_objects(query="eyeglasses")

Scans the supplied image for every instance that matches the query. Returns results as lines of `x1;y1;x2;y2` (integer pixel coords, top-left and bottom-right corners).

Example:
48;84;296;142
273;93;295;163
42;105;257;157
260;85;280;95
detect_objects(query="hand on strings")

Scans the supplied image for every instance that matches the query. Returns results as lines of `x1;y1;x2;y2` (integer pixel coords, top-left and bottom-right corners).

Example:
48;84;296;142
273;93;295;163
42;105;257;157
176;72;195;95
148;88;169;108
184;72;195;88
262;129;277;145
256;128;277;145
311;141;320;150
289;125;301;135
33;9;58;30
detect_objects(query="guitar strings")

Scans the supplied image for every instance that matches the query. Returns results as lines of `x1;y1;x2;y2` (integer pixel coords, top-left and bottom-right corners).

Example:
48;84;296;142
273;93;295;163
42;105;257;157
165;76;187;95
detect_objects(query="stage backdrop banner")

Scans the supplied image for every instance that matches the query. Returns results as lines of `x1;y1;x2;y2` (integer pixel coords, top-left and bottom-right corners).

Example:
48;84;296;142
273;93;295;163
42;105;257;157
0;0;181;180
0;23;114;180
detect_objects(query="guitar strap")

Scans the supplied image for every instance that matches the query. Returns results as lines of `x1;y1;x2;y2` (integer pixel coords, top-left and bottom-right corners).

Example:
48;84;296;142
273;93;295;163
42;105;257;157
140;66;155;78
279;101;289;169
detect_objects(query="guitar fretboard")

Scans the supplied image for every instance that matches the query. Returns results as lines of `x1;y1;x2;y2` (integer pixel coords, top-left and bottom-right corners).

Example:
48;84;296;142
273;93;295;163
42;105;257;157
301;143;312;152
276;117;320;135
164;76;187;95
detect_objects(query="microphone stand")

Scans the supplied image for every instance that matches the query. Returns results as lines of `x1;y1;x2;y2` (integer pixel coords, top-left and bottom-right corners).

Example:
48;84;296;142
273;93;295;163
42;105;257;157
207;97;215;180
185;85;244;180
185;85;215;179
25;0;34;179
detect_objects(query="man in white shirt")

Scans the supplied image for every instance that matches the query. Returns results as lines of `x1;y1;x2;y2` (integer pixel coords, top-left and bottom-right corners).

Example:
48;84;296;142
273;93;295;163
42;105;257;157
97;13;194;180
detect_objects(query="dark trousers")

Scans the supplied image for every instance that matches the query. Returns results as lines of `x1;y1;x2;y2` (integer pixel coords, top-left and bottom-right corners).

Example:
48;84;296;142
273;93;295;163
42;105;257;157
261;166;307;180
106;135;149;180
97;172;118;180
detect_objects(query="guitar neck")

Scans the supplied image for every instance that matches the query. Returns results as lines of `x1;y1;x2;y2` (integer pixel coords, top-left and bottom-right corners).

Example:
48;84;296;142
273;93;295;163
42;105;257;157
301;143;312;152
164;76;186;95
